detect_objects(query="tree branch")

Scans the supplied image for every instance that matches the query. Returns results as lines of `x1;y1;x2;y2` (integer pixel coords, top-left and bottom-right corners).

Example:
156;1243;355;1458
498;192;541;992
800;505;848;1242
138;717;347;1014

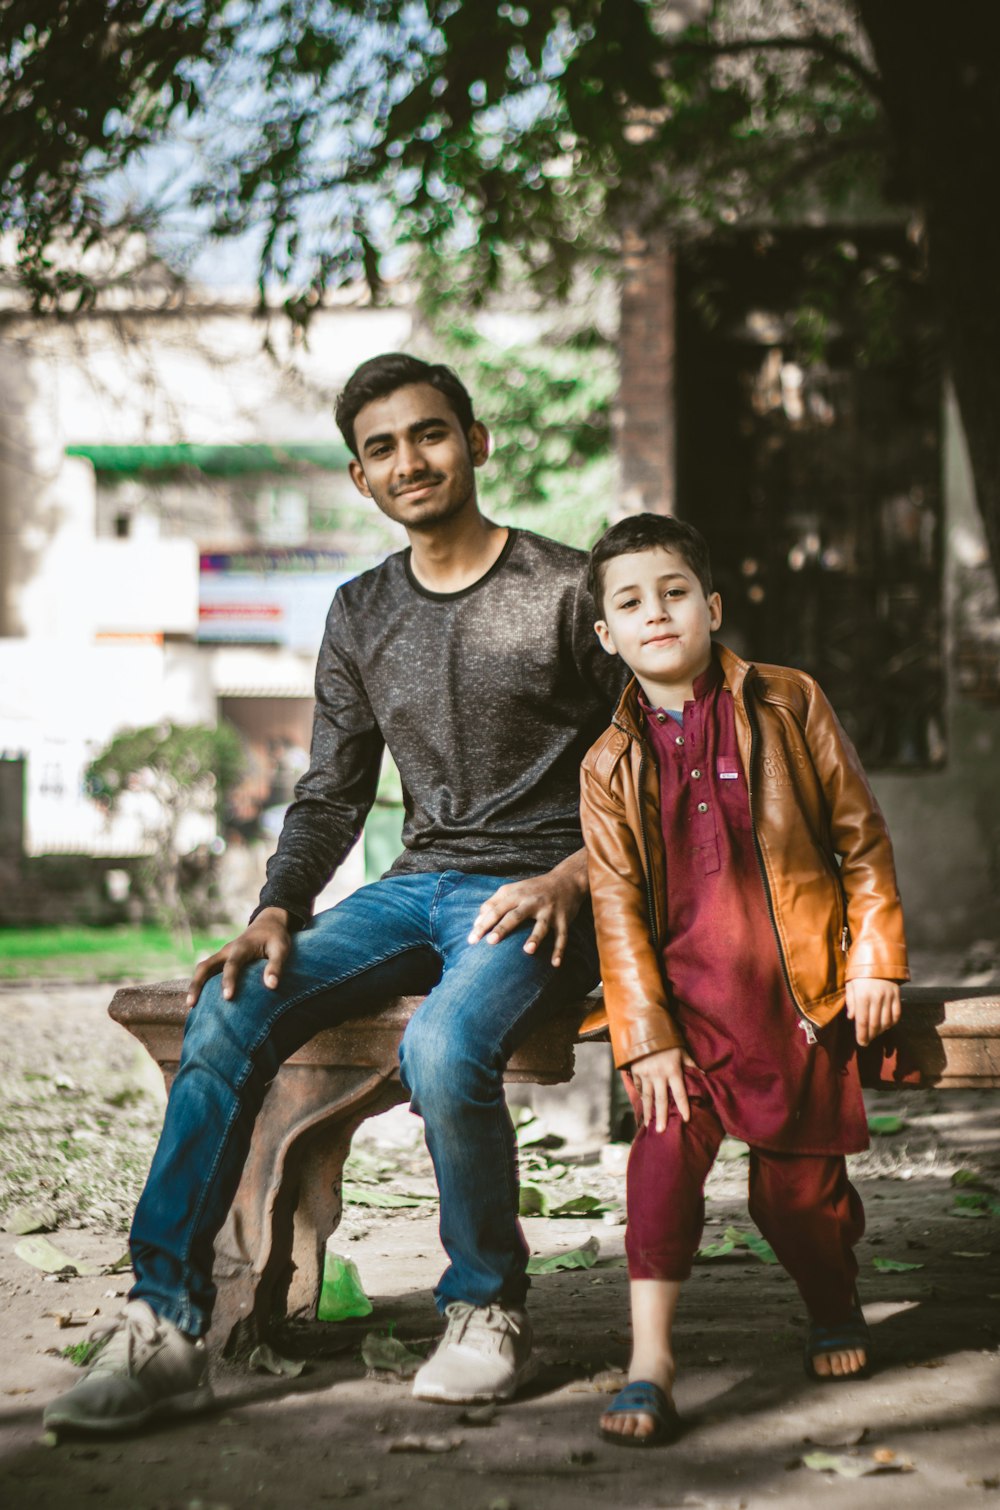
664;34;884;102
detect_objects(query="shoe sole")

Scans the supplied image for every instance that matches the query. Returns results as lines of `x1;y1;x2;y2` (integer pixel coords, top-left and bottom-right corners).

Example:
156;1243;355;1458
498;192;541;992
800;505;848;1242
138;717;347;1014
412;1355;538;1404
44;1383;214;1436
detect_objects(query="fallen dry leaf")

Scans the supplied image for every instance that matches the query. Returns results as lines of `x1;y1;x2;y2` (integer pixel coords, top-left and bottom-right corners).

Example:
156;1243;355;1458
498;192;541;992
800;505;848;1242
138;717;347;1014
248;1343;304;1378
802;1449;915;1477
457;1404;496;1426
14;1236;100;1276
387;1434;462;1454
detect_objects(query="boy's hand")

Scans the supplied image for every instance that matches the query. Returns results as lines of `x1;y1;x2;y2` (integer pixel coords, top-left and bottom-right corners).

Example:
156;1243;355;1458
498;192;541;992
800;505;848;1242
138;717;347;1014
845;978;901;1046
631;1046;698;1132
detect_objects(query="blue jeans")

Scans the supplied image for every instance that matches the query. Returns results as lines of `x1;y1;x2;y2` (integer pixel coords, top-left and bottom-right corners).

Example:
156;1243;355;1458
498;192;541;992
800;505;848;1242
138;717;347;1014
129;871;599;1336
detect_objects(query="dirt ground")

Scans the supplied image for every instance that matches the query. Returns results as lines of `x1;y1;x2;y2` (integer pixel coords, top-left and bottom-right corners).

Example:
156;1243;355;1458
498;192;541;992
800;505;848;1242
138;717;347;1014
1;984;999;1510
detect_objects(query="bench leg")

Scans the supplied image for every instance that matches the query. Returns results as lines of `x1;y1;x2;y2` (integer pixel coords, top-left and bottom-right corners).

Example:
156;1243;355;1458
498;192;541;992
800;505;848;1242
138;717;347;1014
207;1066;404;1359
284;1084;408;1320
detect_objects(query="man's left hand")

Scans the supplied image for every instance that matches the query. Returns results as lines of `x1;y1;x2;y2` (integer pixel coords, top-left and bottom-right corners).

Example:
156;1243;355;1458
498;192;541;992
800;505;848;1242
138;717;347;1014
845;978;901;1046
467;850;589;967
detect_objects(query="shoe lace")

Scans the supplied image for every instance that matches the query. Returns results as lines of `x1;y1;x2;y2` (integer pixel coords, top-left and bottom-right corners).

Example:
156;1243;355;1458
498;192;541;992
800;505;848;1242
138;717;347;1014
87;1301;164;1377
441;1302;523;1348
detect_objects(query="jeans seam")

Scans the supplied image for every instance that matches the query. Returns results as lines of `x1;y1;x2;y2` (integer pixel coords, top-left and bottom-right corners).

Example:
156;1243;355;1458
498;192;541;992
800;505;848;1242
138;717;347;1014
173;940;435;1298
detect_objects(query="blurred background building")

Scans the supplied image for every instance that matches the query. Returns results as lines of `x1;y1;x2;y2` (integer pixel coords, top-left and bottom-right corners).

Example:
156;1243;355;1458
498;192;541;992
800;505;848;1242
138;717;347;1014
1;225;998;951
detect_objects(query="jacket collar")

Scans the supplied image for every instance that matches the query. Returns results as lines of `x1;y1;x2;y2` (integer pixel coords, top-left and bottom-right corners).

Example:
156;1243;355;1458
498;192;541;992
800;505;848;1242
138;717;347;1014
611;641;754;743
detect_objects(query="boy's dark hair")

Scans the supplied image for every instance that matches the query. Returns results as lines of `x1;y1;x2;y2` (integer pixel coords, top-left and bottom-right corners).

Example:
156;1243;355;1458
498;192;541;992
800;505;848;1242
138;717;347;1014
588;514;714;616
335;352;477;457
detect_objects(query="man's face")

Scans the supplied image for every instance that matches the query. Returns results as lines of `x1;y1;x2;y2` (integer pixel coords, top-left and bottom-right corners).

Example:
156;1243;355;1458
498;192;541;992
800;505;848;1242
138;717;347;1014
595;546;722;695
348;382;489;531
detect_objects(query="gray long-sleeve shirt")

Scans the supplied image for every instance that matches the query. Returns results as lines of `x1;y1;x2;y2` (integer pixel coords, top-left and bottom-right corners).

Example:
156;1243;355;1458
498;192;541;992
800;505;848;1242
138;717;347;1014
255;528;625;924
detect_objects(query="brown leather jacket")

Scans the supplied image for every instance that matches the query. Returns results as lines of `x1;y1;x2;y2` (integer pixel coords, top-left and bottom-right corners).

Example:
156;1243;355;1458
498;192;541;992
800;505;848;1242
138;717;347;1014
579;644;909;1068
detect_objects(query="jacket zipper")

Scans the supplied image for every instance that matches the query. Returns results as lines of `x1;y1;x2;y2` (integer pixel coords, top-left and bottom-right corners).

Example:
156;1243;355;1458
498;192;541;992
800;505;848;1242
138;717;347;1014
743;678;818;1044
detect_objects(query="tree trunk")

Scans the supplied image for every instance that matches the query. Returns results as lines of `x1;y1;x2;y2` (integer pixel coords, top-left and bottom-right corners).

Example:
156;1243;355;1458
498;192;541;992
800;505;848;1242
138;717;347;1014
857;0;1000;587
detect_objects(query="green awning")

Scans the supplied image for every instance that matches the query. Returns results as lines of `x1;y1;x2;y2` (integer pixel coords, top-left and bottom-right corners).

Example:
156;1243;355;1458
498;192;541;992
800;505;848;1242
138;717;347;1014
65;442;350;477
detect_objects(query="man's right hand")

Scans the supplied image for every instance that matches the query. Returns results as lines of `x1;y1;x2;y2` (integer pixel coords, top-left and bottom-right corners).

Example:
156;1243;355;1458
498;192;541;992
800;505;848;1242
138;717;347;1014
185;907;293;1007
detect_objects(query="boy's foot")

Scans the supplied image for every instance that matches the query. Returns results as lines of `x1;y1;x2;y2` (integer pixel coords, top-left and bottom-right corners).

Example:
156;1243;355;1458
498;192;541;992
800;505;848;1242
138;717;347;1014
600;1378;681;1447
804;1295;871;1382
412;1302;535;1403
43;1300;212;1434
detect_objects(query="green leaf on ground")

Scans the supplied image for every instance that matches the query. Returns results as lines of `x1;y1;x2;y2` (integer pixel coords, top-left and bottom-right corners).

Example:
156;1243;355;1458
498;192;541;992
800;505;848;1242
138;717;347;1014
4;1204;57;1236
341;1183;430;1209
518;1183;550;1217
361;1333;425;1377
723;1226;779;1264
61;1339;104;1368
14;1236;100;1275
697;1239;737;1260
548;1195;609;1218
953;1191;989;1211
803;1451;875;1478
526;1235;600;1274
872;1257;924;1272
950;1168;991;1189
867;1114;905;1135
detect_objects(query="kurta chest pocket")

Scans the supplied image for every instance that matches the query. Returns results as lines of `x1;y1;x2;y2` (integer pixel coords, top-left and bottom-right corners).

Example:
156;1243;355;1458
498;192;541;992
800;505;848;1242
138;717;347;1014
715;757;753;829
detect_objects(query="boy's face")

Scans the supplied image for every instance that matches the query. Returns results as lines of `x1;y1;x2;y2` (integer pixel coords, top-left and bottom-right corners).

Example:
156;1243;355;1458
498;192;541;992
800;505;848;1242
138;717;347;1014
594;546;722;701
348;381;489;533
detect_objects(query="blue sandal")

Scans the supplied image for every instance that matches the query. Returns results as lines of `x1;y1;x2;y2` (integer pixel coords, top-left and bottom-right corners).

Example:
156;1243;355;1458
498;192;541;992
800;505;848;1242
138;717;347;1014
600;1379;681;1447
804;1296;872;1382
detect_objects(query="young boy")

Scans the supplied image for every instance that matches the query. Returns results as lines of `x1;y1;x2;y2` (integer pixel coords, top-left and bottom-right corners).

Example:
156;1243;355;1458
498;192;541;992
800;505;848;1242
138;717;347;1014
578;514;908;1446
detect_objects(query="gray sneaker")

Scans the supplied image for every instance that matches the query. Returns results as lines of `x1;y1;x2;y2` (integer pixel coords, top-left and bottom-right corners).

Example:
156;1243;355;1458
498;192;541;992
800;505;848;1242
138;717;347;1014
43;1300;212;1434
412;1303;536;1403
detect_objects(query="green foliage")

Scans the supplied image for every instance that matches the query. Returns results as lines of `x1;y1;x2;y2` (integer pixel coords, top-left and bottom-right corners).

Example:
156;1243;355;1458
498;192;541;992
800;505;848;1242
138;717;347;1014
0;2;884;310
415;290;617;546
86;722;244;934
88;720;243;807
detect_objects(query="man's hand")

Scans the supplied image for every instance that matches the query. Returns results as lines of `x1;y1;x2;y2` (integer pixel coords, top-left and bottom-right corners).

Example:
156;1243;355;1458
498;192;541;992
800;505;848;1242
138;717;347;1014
186;907;293;1007
845;978;901;1046
631;1046;698;1132
467;850;588;967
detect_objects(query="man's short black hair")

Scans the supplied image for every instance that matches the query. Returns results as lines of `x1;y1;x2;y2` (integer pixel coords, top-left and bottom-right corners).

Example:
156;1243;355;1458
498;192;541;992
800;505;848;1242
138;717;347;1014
588;513;714;617
335;352;477;457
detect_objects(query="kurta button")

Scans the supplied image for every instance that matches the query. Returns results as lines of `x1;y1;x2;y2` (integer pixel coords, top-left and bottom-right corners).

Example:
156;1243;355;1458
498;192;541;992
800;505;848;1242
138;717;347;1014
655;712;666;723
691;768;702;779
697;801;709;813
675;734;684;746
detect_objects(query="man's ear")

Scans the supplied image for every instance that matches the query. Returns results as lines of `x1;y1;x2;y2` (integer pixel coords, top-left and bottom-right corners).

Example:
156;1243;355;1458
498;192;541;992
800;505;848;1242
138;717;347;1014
708;592;723;632
594;620;619;657
348;457;373;498
468;421;491;467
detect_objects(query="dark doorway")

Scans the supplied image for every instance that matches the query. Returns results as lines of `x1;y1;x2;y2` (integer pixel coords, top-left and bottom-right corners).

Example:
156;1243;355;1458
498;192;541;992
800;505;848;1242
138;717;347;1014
676;228;943;769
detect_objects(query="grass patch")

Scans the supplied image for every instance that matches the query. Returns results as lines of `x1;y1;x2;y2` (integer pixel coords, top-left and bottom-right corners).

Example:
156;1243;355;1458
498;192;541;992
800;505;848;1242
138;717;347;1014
0;927;228;983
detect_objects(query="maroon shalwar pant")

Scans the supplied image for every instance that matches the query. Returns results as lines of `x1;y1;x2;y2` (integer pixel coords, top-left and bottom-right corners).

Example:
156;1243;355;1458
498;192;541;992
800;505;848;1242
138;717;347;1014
625;1084;865;1325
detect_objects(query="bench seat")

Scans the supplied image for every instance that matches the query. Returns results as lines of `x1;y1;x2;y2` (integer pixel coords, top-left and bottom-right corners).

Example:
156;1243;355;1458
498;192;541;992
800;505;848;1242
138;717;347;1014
109;981;1000;1357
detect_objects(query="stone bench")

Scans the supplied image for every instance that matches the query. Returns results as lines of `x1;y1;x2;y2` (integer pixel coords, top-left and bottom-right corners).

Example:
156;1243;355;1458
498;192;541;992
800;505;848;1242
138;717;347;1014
109;981;1000;1359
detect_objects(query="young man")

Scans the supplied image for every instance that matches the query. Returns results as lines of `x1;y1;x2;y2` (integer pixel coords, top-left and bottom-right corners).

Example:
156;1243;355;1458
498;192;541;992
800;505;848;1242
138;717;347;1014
45;353;623;1434
578;514;907;1446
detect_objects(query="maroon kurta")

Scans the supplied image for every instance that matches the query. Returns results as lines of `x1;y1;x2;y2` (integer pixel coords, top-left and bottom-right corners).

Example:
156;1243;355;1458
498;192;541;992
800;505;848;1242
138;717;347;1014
643;656;868;1155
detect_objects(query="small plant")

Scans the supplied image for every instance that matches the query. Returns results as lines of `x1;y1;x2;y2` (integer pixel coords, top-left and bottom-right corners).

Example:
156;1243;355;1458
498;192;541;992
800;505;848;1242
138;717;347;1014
86;722;244;939
61;1338;104;1368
